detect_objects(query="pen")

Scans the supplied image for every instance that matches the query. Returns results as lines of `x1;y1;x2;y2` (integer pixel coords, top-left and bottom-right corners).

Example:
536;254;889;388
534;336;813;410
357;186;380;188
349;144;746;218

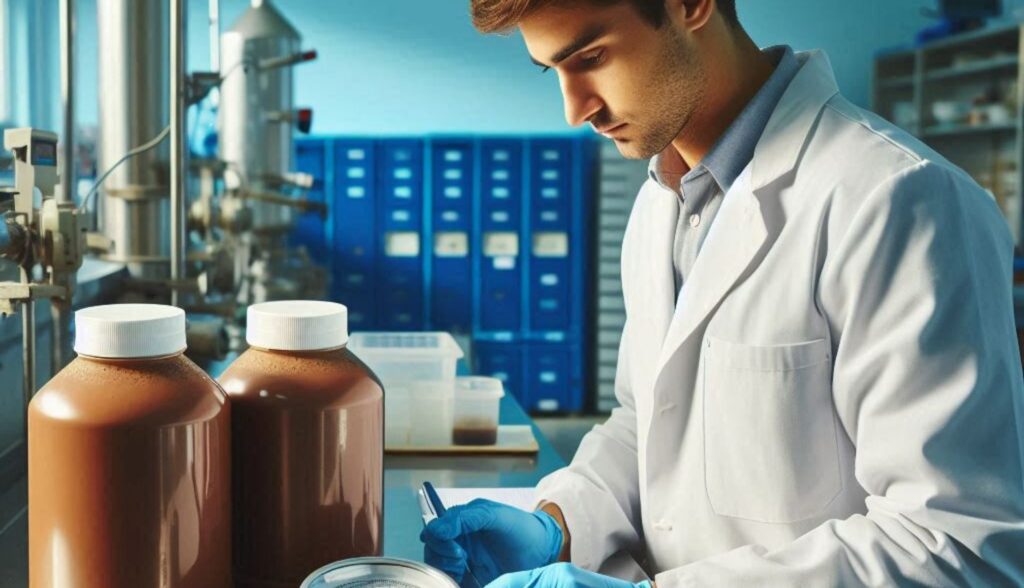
421;481;485;588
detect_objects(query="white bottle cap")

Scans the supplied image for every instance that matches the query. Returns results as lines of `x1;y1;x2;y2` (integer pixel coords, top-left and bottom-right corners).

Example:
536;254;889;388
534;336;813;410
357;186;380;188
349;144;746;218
246;300;349;351
74;304;187;359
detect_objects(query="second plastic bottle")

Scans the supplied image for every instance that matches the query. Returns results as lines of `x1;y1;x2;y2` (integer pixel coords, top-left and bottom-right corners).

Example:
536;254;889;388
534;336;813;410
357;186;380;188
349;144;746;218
219;301;384;587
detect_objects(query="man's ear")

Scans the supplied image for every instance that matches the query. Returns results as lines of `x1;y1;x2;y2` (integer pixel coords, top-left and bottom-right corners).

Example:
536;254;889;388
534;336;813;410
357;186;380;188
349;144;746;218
666;0;715;32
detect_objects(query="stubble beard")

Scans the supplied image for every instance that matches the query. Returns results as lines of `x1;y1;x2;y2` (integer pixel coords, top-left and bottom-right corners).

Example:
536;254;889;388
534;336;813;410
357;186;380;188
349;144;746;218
616;30;706;161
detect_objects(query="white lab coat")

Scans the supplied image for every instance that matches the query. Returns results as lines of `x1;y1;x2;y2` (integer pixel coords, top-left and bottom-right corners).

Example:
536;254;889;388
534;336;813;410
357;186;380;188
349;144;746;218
535;50;1024;586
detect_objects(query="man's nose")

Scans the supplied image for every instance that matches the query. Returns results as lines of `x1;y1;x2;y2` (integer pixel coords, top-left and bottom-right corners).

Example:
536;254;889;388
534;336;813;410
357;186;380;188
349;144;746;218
560;75;603;127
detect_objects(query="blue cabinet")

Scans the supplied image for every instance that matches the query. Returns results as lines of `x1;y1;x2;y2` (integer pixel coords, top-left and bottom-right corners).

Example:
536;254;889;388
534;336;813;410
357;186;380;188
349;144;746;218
474;341;526;407
429;138;474;333
291;133;596;413
332;139;378;329
525;343;583;413
377;139;426;330
526;139;578;338
476;139;525;336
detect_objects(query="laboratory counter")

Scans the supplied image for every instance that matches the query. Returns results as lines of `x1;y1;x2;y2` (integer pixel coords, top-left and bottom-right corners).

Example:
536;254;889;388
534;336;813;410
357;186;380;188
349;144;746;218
383;393;567;561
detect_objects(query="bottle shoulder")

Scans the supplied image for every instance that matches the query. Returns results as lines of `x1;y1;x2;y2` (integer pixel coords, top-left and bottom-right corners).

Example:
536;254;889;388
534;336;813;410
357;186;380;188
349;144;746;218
31;355;228;427
218;347;383;406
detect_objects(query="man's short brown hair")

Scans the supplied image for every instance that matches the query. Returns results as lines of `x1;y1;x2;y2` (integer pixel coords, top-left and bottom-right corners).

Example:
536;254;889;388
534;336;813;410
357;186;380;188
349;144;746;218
470;0;740;34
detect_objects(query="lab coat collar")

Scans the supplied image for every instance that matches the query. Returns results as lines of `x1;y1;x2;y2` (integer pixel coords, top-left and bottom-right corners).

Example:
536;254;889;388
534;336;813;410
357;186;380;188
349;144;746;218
751;50;840;191
651;50;839;380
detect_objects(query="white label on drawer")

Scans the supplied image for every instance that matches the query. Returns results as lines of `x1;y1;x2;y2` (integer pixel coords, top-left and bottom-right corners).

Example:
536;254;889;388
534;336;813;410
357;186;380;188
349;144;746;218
533;232;569;257
347;149;366;160
441;211;460;222
542;187;559;199
347;186;366;198
542;170;559;181
492;169;510;181
540;273;559;286
542;149;560;161
483;232;519;257
444;186;462;198
444;169;463;180
491;211;510;223
540;371;558;383
493;256;516;270
347;167;366;179
434;232;469;257
492;150;510;161
392;210;411;222
538;399;560;411
540;211;559;222
385;232;420;257
492;187;510;199
394;186;412;199
445;150;463;162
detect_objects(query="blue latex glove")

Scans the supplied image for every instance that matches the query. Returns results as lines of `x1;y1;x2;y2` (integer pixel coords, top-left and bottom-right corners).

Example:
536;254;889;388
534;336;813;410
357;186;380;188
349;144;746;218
420;499;563;586
487;563;653;588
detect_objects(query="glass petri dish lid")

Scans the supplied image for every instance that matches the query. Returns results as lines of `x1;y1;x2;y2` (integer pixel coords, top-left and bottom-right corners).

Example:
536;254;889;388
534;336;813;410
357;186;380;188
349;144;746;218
301;557;459;588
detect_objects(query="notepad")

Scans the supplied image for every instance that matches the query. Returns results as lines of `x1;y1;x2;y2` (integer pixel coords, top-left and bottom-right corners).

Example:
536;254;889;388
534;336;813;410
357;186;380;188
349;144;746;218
434;487;537;511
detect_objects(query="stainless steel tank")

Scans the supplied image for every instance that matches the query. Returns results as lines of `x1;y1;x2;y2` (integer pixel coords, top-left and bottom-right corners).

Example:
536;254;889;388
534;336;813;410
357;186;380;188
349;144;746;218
96;0;170;278
218;0;299;234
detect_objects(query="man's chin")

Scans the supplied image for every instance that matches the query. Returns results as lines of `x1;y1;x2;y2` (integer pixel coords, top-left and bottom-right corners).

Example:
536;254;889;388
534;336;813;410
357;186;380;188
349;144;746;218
612;139;657;161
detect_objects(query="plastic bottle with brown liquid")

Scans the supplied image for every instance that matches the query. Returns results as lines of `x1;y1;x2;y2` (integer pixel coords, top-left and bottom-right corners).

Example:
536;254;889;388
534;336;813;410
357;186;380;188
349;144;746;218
28;304;232;587
218;301;384;587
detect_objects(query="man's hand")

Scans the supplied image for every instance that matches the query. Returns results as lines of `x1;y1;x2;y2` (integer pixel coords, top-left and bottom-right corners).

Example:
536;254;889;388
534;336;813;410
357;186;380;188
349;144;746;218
486;562;653;588
420;499;564;586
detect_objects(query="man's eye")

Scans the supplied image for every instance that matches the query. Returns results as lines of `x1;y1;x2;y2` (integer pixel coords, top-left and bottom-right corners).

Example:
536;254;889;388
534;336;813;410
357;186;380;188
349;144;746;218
578;49;605;67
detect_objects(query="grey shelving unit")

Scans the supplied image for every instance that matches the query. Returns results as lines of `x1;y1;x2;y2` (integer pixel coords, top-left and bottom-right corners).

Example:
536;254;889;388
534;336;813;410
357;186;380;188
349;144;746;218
873;22;1024;246
593;140;649;412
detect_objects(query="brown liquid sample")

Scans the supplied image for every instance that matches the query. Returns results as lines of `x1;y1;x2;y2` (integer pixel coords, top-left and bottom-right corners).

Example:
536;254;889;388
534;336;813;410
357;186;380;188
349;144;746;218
218;346;383;587
453;427;498;446
29;353;232;588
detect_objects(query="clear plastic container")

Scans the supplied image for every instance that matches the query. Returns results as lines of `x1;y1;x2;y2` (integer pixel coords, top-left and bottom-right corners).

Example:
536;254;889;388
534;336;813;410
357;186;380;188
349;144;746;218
454;377;505;446
348;332;464;447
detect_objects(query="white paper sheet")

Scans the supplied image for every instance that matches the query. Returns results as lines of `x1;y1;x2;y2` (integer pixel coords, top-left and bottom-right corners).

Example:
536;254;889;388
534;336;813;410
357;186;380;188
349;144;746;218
434;487;537;511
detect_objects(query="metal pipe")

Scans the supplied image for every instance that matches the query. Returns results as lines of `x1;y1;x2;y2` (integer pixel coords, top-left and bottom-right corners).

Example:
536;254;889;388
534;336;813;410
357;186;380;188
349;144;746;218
170;0;187;307
59;0;75;206
55;0;76;372
51;300;71;376
209;0;220;72
97;0;171;279
21;299;35;438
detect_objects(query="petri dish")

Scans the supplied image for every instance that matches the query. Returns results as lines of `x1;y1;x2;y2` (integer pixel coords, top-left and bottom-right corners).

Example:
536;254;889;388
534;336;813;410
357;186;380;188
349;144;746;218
302;557;458;588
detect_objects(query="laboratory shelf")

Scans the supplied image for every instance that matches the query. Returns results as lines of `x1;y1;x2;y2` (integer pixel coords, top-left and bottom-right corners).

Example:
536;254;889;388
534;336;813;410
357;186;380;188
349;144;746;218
872;23;1024;248
876;75;915;90
920;122;1019;138
924;55;1019;82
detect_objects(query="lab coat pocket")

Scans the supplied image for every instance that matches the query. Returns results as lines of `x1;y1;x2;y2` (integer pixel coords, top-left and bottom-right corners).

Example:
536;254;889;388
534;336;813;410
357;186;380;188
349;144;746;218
703;336;842;523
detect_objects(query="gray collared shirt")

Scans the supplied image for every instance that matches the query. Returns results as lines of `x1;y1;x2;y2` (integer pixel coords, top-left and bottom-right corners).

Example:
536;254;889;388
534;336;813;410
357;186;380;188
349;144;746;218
649;45;800;296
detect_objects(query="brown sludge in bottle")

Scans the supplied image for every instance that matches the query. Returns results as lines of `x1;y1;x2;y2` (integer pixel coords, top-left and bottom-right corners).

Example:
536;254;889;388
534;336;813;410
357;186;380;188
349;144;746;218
219;301;383;587
28;305;231;588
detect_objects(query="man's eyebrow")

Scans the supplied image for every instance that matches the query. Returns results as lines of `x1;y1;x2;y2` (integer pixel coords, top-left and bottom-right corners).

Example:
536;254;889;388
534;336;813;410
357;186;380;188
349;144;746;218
529;24;608;69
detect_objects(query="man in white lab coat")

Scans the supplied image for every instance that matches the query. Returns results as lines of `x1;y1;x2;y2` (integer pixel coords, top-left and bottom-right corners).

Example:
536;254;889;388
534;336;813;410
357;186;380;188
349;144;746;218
420;0;1024;586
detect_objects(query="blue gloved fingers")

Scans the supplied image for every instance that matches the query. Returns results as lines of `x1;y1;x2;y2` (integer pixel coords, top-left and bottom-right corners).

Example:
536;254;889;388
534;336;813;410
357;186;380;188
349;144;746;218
420;529;468;559
424;543;468;582
422;500;502;542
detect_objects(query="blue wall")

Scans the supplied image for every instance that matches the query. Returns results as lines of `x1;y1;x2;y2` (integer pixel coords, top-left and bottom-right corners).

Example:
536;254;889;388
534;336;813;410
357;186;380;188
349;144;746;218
38;0;1024;135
